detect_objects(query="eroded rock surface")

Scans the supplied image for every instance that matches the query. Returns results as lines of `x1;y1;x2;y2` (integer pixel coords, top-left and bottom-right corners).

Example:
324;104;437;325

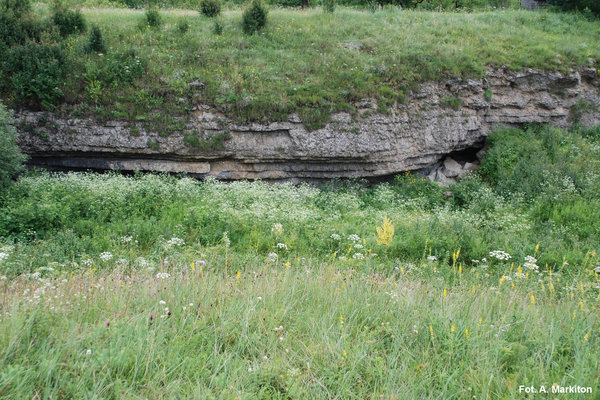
17;67;600;181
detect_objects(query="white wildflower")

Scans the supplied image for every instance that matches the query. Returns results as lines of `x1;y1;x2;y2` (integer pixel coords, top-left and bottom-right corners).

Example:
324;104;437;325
136;257;149;267
271;223;284;236
165;237;185;248
352;253;364;260
81;258;93;267
276;243;288;250
222;232;230;248
489;250;512;261
155;272;171;279
266;252;278;263
330;233;341;241
348;234;361;242
427;255;438;261
99;252;113;262
524;256;539;271
0;252;9;262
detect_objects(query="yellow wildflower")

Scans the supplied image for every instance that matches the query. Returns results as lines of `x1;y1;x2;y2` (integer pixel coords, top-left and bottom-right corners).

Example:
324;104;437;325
375;217;394;246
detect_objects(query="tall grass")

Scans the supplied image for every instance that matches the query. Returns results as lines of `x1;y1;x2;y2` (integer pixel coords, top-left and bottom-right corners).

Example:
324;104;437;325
0;258;598;398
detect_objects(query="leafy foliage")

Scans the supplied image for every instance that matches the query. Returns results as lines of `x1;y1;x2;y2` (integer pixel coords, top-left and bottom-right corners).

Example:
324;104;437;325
3;38;67;109
213;18;224;34
0;0;86;109
559;0;600;17
0;102;27;191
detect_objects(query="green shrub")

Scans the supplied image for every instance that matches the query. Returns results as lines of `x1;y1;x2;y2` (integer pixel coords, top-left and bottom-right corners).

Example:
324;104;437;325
242;0;268;35
0;103;27;191
144;8;162;28
51;3;86;37
323;0;335;12
84;25;106;54
391;172;445;209
200;0;221;17
479;124;600;242
0;0;44;50
0;0;89;109
3;38;67;109
559;0;599;17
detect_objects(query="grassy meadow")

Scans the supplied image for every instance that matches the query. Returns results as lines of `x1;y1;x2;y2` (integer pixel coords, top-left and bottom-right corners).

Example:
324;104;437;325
1;124;600;397
16;5;600;129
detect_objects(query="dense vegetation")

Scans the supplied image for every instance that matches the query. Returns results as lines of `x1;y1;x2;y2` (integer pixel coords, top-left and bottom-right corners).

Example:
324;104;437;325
1;2;599;131
0;124;599;397
0;103;27;190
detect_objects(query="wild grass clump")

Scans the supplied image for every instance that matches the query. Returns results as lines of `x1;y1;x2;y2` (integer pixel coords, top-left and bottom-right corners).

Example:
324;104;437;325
0;253;597;398
175;18;190;34
213;18;224;34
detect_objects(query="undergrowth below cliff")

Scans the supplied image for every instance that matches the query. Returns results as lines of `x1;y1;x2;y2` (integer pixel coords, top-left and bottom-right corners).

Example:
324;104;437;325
7;5;600;132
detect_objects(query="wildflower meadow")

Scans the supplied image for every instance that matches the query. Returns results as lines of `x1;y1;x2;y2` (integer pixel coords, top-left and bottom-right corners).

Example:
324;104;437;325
0;124;599;397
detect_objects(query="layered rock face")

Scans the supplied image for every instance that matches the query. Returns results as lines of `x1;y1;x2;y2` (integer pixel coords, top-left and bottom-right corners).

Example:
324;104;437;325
17;67;600;181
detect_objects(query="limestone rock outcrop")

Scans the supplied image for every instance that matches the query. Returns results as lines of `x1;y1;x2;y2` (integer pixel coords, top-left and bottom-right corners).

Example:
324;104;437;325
16;66;600;181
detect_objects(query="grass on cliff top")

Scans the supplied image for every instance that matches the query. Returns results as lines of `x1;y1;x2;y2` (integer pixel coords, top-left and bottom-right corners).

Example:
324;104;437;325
57;7;600;128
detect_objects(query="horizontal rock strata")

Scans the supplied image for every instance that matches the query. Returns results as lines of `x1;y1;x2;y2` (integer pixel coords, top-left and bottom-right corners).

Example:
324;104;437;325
17;66;600;181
